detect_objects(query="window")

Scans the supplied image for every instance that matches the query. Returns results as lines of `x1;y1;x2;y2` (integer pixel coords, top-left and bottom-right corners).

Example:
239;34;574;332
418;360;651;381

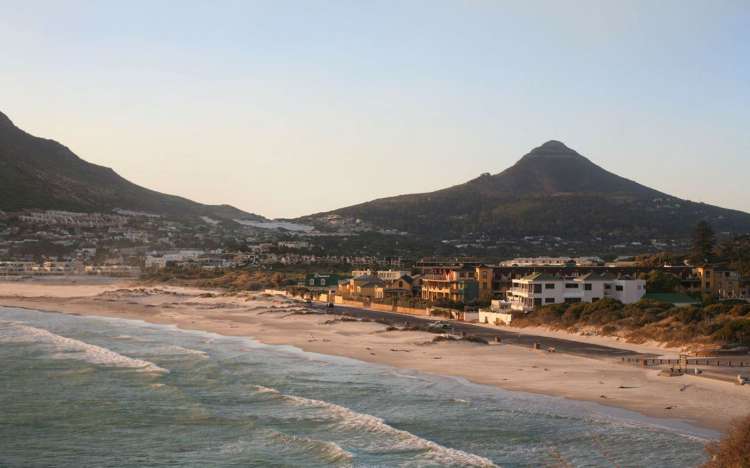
534;284;542;293
604;284;612;290
534;298;542;306
564;298;582;303
565;283;579;289
545;297;555;304
592;297;600;301
584;283;592;291
545;283;555;289
616;285;623;291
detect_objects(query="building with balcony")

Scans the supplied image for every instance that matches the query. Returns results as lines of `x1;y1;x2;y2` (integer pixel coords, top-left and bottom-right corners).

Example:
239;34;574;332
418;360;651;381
509;272;646;312
694;265;749;300
420;265;479;304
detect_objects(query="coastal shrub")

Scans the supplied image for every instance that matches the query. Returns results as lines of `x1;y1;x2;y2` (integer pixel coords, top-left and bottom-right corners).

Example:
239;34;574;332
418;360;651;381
431;335;458;343
516;293;750;348
712;319;750;346
729;304;750;317
703;414;750;468
462;335;489;345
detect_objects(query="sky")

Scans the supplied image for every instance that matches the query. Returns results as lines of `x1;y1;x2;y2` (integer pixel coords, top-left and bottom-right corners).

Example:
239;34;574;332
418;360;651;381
1;0;749;219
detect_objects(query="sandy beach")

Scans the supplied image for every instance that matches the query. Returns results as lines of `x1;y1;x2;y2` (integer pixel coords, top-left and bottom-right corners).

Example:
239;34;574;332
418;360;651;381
1;278;748;433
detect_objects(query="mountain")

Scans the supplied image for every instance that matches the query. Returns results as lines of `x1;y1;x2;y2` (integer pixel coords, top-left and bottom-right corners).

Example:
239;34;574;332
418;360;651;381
0;110;263;221
302;141;750;239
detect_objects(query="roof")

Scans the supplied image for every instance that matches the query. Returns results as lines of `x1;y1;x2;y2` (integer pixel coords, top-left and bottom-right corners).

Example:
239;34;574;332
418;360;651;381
353;274;384;284
519;272;559;282
643;293;700;305
578;272;618;281
386;274;413;284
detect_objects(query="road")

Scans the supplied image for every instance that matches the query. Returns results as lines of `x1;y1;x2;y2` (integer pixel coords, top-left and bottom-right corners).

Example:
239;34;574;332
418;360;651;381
307;302;643;359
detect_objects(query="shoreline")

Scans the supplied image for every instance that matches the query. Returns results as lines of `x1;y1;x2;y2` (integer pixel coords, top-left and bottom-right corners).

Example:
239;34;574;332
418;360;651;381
35;308;725;441
0;279;748;433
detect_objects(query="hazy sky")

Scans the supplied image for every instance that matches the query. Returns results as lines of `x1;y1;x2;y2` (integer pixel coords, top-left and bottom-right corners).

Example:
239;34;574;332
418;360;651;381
2;1;748;218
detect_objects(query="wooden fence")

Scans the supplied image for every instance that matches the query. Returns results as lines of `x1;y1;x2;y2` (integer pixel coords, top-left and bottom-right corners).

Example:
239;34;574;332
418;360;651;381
621;357;749;368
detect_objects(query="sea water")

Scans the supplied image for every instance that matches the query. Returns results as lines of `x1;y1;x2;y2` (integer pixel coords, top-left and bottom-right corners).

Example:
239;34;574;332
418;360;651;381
0;306;712;467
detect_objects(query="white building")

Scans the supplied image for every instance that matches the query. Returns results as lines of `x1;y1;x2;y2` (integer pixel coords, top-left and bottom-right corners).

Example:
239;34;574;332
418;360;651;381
0;261;36;275
478;299;514;325
277;241;311;249
145;250;205;269
509;272;646;312
499;256;604;267
351;269;410;281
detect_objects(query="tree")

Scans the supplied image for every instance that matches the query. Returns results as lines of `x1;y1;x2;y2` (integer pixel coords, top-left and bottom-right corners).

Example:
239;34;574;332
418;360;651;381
718;235;750;276
691;221;716;265
645;270;681;293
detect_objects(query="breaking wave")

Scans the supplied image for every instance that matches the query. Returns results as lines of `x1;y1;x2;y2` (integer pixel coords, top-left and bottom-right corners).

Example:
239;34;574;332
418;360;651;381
252;385;496;467
0;322;168;374
267;430;354;463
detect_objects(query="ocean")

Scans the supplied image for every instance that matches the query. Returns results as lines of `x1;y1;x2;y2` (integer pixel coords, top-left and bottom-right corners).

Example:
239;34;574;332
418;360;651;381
0;306;712;467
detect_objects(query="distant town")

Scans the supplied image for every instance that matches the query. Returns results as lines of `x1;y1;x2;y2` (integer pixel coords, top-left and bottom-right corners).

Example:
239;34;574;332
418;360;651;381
2;209;748;323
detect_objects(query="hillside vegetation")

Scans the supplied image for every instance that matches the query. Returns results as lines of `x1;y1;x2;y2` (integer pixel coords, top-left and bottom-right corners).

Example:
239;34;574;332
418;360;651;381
513;298;750;349
0;110;261;220
703;414;750;467
303;141;750;239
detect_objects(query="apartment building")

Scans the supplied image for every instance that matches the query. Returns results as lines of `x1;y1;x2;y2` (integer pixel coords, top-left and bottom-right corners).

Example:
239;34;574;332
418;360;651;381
420;265;479;304
694;265;749;300
509;272;646;312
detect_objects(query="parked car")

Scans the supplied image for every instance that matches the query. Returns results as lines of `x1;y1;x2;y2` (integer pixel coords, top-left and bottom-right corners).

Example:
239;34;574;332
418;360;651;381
428;321;451;330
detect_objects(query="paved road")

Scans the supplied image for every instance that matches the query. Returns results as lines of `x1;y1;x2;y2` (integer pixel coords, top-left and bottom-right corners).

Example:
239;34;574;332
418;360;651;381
307;302;642;359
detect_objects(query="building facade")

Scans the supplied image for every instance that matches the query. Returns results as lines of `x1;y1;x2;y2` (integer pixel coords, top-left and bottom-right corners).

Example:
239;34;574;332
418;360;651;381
694;265;749;300
509;272;646;312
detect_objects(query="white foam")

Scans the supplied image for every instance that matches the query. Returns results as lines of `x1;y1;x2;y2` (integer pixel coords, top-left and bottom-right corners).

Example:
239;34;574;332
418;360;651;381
254;385;281;394
0;323;168;374
252;385;496;467
268;430;354;463
149;345;208;358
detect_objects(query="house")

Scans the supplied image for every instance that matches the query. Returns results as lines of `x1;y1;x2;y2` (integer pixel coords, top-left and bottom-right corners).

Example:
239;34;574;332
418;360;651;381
420;265;479;304
303;273;341;289
351;269;411;281
338;274;384;299
476;265;494;302
694;265;748;300
508;272;646;312
356;279;385;300
377;274;417;300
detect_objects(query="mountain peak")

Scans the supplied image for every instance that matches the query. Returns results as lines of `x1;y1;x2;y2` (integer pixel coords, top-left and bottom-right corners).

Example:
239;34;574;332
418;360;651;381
522;140;587;161
539;140;570;151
